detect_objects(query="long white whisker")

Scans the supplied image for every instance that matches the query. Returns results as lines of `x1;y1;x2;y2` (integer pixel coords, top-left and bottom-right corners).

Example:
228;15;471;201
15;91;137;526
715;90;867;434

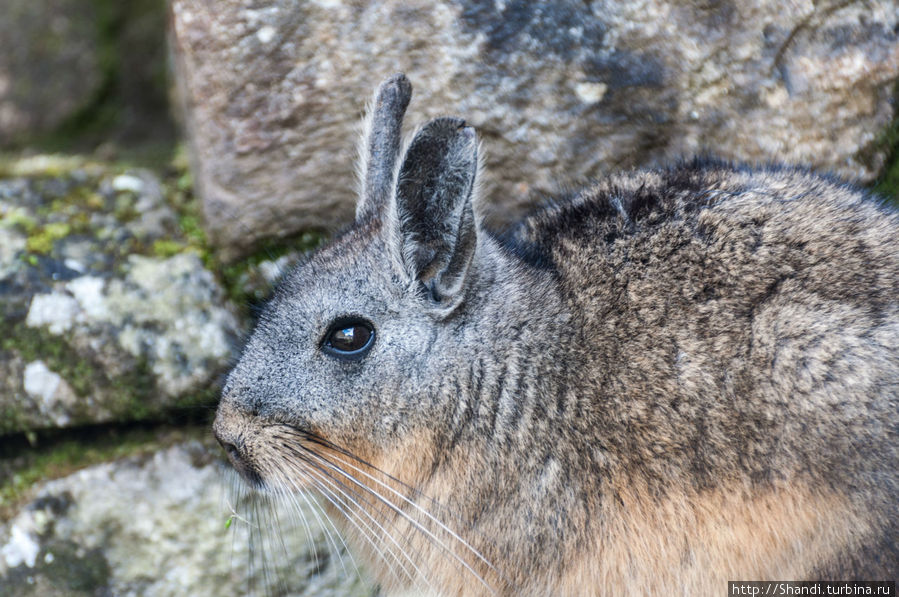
256;453;308;596
288;454;433;591
300;466;415;587
285;462;417;587
248;492;263;596
269;440;357;576
291;458;425;588
289;473;362;578
259;490;285;596
271;470;323;575
327;450;497;575
280;428;490;562
270;461;355;579
306;450;497;595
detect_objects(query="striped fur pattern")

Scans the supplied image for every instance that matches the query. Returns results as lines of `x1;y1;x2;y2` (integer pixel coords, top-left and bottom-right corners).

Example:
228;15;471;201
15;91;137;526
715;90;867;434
213;74;899;595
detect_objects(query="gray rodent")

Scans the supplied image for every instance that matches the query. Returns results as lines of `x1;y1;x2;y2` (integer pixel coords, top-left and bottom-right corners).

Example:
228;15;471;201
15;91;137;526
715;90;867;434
213;73;899;596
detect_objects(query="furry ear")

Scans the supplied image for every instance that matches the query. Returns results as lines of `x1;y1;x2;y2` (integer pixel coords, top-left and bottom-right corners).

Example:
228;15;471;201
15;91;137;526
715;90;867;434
356;73;413;221
395;117;479;308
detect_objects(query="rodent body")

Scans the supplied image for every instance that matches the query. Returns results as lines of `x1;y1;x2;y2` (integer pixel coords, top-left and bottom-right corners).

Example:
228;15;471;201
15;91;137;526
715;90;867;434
214;74;899;596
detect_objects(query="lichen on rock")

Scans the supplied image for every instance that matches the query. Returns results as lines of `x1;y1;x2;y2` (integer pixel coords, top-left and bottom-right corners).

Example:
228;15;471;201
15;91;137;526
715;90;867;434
0;159;243;434
0;441;378;597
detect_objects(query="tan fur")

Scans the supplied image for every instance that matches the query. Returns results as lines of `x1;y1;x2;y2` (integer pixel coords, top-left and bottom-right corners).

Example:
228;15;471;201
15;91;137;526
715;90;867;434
354;444;868;597
557;484;867;597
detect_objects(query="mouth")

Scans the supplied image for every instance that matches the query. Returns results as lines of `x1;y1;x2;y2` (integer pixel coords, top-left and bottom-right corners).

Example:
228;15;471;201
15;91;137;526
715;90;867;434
217;435;265;488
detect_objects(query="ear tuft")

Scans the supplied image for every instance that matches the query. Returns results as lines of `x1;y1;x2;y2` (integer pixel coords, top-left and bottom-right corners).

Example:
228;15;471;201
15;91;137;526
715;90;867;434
356;73;413;221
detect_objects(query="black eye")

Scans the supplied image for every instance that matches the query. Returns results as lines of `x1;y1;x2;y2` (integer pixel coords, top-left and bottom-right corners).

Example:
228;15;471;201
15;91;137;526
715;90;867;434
322;319;375;359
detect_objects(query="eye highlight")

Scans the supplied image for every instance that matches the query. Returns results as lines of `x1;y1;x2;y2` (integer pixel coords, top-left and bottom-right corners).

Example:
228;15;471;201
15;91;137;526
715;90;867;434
322;319;375;360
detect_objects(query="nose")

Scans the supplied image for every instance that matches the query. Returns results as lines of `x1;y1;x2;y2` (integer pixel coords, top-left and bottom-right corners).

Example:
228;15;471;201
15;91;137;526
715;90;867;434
213;401;264;486
212;420;240;461
212;406;236;451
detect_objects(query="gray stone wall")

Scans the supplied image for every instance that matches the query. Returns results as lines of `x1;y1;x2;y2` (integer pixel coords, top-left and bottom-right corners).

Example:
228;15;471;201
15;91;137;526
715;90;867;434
170;0;899;260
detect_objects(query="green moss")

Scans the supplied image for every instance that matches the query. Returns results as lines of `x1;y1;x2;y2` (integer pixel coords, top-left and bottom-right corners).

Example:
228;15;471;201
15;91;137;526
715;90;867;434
1;323;96;398
870;83;899;206
0;407;28;438
112;192;138;222
0;154;93;179
176;170;193;193
55;185;107;213
0;147;327;436
164;153;212;265
25;233;53;254
0;207;38;234
151;238;186;258
218;231;327;309
106;355;156;421
31;221;77;255
0;315;222;436
44;222;71;238
2;321;147;428
872;121;899;205
158;143;329;310
0;322;220;445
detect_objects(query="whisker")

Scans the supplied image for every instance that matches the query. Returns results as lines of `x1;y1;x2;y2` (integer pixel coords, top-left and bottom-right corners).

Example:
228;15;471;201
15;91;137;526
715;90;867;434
223;468;248;593
283;429;443;508
256;491;281;596
293;477;362;579
327;449;498;574
304;449;497;595
265;460;323;578
281;450;432;591
270;462;355;579
262;425;501;593
280;485;323;572
248;492;262;595
259;457;314;595
277;426;488;552
284;462;415;588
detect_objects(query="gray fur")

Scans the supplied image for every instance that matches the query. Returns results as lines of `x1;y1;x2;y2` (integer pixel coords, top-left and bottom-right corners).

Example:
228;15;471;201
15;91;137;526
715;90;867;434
214;76;899;595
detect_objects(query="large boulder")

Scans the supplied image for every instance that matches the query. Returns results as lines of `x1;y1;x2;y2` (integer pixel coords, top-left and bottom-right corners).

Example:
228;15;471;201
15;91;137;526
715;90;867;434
170;0;899;261
0;158;242;434
0;440;377;596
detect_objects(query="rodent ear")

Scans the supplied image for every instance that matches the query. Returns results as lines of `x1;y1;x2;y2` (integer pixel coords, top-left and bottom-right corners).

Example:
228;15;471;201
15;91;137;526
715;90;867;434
356;73;413;221
394;117;480;309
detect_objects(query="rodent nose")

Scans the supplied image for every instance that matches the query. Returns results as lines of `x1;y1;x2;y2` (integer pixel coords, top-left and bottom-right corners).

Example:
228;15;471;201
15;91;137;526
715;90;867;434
212;417;242;465
213;401;264;486
215;434;241;462
212;408;233;447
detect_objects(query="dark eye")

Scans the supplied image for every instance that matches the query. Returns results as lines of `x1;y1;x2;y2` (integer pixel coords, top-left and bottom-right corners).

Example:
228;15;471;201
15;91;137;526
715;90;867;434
322;319;375;359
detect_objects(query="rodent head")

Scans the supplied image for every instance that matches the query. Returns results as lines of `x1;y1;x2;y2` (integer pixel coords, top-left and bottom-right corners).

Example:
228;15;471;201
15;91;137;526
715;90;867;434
214;74;489;492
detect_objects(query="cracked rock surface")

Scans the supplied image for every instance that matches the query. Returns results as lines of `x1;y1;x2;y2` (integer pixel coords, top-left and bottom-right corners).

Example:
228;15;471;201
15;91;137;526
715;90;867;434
0;441;377;597
0;162;243;434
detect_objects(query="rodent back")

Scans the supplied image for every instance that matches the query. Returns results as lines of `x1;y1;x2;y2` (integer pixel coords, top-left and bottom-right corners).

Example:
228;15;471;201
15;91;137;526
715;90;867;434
505;160;899;495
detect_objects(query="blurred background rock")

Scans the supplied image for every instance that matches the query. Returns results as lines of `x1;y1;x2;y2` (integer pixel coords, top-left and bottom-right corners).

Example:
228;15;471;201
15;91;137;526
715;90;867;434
1;0;175;163
0;1;897;596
